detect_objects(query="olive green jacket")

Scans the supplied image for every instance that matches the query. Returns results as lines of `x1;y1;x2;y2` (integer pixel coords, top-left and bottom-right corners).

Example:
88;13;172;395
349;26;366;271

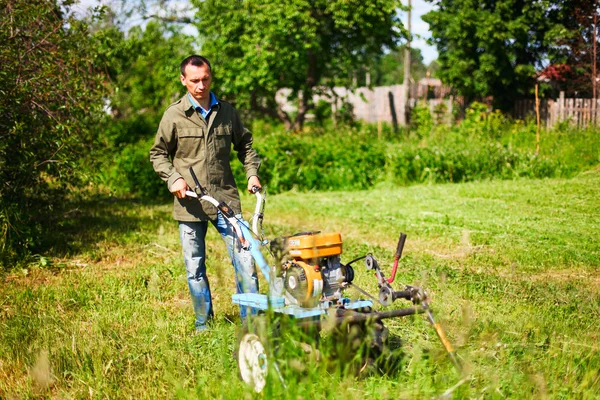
150;94;260;221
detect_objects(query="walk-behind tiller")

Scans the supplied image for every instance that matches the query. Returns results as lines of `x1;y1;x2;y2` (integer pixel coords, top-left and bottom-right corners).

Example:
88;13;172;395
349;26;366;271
187;167;461;392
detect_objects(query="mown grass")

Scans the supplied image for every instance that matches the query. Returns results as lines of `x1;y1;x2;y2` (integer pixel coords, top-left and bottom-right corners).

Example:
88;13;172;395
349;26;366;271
1;170;599;399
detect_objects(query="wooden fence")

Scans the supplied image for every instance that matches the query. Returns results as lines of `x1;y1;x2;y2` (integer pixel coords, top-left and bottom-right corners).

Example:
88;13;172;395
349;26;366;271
277;82;452;126
277;85;410;125
513;92;600;128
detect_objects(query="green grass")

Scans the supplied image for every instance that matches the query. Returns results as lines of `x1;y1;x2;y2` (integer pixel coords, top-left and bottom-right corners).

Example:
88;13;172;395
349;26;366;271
1;170;599;398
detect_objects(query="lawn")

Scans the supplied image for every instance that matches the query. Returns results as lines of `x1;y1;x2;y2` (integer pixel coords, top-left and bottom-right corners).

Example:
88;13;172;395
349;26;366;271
1;170;599;399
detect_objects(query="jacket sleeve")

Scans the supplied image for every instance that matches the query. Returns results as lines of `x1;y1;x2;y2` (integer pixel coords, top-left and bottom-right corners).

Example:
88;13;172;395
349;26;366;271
231;108;261;180
149;112;183;189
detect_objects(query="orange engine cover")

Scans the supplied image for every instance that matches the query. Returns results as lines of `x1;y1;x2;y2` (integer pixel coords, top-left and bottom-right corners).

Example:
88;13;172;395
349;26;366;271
287;232;342;260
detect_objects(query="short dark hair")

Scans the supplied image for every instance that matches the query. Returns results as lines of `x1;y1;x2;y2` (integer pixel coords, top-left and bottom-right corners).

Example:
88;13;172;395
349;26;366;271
180;55;212;76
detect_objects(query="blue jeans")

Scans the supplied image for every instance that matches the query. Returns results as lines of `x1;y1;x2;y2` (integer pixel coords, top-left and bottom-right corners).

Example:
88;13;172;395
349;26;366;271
179;212;259;330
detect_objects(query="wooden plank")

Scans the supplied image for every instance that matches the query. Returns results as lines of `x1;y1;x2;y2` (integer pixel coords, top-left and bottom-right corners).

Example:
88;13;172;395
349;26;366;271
568;98;574;125
559;91;565;121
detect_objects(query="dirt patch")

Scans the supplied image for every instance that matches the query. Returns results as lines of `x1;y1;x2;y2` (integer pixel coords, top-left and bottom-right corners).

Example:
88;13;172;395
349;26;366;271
525;269;600;290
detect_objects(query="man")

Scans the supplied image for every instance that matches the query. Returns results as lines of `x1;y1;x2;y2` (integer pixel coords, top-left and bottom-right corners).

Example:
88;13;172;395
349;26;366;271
150;55;261;331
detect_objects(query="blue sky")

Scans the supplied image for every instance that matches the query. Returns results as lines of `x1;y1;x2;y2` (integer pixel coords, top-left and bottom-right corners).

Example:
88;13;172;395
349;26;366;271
74;0;438;64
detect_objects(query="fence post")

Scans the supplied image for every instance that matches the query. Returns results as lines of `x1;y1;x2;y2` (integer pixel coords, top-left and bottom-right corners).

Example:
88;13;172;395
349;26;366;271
559;91;565;122
547;99;555;128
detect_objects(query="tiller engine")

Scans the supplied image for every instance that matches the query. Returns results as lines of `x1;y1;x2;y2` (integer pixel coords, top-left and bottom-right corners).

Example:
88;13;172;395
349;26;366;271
276;232;351;307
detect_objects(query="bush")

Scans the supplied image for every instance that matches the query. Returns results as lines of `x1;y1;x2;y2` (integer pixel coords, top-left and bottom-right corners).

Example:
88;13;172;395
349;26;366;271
244;112;599;193
232;129;388;192
99;108;600;198
411;101;434;136
0;1;105;267
97;136;170;199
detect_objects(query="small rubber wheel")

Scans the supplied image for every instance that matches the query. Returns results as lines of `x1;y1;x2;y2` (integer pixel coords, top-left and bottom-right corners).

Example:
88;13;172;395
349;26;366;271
237;331;269;393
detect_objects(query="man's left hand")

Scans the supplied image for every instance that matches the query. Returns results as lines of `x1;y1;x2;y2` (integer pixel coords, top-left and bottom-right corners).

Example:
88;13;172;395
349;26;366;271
247;176;262;193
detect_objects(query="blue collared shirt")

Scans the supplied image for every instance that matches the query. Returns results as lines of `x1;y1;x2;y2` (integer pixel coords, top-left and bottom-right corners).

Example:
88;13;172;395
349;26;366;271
188;92;219;120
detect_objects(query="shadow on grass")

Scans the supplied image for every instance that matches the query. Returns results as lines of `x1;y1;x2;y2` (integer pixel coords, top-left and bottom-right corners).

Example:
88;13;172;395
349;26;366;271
38;193;172;259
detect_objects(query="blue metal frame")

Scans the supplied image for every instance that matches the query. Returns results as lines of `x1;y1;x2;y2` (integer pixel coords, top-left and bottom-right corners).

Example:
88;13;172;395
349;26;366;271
232;293;373;319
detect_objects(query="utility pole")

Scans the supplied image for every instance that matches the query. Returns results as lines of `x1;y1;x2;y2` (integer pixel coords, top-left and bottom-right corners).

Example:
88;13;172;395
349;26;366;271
593;0;598;125
593;1;597;100
404;0;412;126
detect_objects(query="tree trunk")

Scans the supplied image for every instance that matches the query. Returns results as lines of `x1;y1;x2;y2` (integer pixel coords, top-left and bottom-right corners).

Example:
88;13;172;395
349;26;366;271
250;91;293;130
291;49;318;130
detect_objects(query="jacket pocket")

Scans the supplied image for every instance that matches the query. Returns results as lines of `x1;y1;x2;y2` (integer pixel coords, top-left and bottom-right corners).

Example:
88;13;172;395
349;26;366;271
214;123;232;157
177;127;205;160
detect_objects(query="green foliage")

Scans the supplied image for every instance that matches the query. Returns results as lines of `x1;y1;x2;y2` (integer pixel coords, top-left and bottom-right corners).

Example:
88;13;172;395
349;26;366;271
312;100;333;126
88;16;196;198
370;45;428;86
458;102;508;139
251;129;389;192
335;100;357;128
98;137;171;199
432;101;449;124
90;19;195;121
114;106;599;198
410;101;434;136
228;113;599;194
552;0;599;96
0;0;105;266
423;0;570;110
192;0;404;130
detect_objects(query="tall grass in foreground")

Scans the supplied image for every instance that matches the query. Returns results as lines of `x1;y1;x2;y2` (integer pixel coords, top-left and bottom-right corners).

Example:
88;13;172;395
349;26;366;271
1;170;598;398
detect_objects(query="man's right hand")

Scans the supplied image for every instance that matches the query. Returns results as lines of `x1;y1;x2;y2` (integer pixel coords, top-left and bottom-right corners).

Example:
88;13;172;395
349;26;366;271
170;178;189;199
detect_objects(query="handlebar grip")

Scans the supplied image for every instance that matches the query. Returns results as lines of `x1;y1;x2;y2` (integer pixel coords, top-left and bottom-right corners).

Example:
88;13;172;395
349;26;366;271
188;167;206;194
395;233;407;258
188;167;201;187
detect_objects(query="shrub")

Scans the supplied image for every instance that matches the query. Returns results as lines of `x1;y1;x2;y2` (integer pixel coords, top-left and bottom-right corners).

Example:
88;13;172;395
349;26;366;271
0;1;105;267
411;101;434;136
97;137;170;199
100;110;600;198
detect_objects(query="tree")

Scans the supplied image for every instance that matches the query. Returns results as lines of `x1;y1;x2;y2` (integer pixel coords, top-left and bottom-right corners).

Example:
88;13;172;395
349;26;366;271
370;45;428;87
88;13;196;197
423;0;571;110
191;0;405;130
91;16;195;143
554;0;600;97
0;0;105;265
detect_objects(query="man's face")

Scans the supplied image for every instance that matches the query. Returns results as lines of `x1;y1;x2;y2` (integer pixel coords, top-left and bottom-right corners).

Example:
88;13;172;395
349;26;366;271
181;63;212;103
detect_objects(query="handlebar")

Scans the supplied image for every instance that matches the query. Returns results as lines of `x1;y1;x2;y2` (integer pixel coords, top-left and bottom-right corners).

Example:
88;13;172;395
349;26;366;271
251;187;265;238
184;167;271;283
387;233;406;284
